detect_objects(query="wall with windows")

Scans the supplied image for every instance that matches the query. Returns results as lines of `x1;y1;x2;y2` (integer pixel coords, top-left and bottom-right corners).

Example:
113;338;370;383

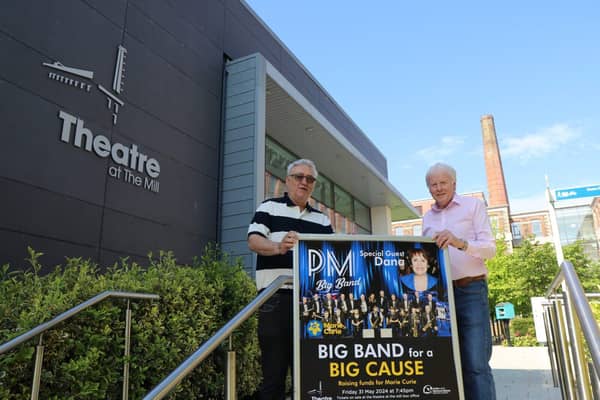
392;220;422;237
510;212;552;245
265;138;371;234
555;204;599;258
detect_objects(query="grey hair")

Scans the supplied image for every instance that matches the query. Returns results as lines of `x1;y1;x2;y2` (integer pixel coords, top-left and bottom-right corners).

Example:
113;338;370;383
287;159;318;178
425;162;456;184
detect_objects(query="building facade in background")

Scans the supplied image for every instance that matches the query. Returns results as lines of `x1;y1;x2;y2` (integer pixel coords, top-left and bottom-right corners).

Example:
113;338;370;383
0;1;417;273
392;115;600;260
551;187;600;259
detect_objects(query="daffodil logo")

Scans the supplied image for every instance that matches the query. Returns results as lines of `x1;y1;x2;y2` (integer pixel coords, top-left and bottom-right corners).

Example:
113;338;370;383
307;320;323;337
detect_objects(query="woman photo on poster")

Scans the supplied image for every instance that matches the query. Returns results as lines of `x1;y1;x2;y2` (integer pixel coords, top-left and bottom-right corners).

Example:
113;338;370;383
400;247;438;293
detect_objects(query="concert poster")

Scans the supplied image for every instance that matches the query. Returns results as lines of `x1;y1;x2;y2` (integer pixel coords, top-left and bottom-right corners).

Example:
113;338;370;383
293;234;464;400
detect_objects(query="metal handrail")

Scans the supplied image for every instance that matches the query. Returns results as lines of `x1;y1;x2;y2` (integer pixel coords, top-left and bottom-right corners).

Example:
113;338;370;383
545;260;600;400
0;290;159;400
546;261;600;373
143;275;293;400
0;290;160;355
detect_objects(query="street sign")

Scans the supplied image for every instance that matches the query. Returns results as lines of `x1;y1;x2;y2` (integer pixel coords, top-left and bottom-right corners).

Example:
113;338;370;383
554;184;600;201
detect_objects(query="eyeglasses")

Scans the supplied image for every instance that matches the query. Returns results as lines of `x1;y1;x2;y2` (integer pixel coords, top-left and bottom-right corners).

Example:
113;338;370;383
289;174;317;184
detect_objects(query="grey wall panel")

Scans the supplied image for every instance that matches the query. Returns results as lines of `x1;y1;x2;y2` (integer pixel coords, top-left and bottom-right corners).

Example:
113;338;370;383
226;101;256;119
223;8;270;62
222;161;253;179
222;199;254;216
0;79;109;203
84;0;128;28
0;229;98;275
224;136;254;155
129;0;226;51
0;178;103;248
115;104;219;176
0;32;115;129
100;209;213;264
226;79;257;97
220;55;263;274
225;59;256;75
122;35;221;147
222;187;253;204
221;240;252;258
224;125;254;142
124;3;223;96
0;0;123;97
226;90;255;108
223;148;253;165
222;213;252;230
221;227;250;246
103;158;218;235
224;114;255;132
227;68;257;86
221;173;253;192
223;3;282;69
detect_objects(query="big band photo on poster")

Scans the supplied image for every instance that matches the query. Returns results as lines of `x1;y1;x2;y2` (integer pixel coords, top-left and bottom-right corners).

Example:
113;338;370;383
293;235;464;400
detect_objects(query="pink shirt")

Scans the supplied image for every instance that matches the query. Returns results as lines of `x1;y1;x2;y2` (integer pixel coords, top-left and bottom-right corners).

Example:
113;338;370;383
422;193;496;280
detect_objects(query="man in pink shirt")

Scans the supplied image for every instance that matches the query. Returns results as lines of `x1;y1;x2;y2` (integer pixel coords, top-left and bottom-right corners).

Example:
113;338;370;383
422;162;496;400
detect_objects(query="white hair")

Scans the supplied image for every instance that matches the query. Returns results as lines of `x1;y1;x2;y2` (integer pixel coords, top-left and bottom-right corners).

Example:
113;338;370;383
425;162;456;185
287;159;318;178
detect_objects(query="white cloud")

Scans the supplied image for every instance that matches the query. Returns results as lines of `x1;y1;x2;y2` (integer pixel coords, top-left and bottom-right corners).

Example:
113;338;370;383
501;123;580;160
416;135;465;162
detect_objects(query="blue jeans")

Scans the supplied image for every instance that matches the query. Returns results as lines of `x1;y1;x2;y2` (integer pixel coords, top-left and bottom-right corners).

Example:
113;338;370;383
453;280;496;400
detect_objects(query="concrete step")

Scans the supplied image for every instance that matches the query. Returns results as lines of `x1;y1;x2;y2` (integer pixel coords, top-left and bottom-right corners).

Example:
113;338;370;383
491;345;562;400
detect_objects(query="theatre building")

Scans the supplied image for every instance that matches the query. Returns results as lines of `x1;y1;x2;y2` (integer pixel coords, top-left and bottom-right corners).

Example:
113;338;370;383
0;1;417;273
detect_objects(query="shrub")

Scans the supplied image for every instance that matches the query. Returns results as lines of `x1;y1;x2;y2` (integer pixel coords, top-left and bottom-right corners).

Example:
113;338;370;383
507;316;538;347
0;246;260;399
510;335;539;347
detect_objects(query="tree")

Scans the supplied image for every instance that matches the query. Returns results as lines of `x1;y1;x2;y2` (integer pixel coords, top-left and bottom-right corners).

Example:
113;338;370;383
563;241;600;292
487;238;559;317
487;238;600;317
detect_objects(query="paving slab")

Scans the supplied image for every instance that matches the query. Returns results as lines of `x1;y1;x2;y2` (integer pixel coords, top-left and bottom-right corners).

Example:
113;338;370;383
491;345;562;400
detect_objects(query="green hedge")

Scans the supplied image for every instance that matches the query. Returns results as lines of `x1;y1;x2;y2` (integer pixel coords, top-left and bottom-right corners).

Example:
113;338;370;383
508;316;539;347
0;246;260;399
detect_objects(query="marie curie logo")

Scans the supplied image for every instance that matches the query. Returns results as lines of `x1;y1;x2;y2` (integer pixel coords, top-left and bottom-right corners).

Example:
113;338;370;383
307;320;323;338
423;384;451;395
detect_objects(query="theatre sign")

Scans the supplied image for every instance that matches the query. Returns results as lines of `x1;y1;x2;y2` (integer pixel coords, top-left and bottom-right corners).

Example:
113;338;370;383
42;45;161;194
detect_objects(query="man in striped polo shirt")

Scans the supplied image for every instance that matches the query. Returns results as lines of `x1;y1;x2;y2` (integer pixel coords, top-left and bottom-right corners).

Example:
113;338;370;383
248;159;333;400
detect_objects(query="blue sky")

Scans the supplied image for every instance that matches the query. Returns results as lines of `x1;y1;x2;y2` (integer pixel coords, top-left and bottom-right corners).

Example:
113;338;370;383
244;1;600;212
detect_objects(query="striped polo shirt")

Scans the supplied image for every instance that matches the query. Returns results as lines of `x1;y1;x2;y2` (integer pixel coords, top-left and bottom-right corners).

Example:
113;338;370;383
248;192;334;290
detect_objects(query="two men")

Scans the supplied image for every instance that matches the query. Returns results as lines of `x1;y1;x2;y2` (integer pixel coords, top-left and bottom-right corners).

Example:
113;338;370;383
247;159;496;400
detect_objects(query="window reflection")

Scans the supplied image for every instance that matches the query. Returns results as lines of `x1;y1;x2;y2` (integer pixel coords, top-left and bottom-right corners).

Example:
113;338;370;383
264;136;372;234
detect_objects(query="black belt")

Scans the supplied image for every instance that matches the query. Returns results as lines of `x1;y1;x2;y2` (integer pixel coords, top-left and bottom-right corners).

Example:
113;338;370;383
453;274;486;288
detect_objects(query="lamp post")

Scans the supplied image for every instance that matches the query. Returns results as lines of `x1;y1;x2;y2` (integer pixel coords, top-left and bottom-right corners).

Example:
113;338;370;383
545;176;564;266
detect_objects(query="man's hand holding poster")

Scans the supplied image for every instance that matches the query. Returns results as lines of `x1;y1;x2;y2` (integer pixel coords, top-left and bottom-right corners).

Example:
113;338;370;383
293;235;464;400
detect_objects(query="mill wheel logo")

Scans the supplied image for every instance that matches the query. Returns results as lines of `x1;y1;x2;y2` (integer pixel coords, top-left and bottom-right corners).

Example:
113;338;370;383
42;45;127;125
42;45;162;195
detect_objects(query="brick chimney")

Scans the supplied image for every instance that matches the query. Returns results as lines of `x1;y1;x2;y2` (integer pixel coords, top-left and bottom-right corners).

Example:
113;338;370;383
481;114;509;207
